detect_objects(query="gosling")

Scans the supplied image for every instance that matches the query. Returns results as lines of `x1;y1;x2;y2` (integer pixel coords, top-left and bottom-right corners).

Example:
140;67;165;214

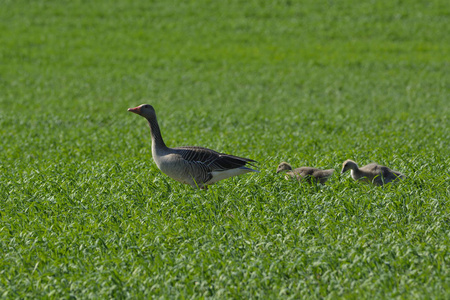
341;159;405;186
276;162;334;184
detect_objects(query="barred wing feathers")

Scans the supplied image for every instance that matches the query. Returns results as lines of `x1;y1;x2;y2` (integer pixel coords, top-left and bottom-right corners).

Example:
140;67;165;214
174;146;257;171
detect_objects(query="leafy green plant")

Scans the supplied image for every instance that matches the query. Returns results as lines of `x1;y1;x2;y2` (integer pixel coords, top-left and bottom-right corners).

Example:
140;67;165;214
0;0;449;298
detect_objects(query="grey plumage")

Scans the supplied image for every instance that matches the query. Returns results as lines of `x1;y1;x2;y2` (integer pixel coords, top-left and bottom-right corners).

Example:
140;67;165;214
128;104;258;189
276;162;334;184
341;159;405;186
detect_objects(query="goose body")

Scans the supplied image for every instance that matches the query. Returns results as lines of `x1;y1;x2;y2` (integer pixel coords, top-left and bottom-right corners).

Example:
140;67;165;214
128;104;258;189
341;159;405;186
276;162;334;184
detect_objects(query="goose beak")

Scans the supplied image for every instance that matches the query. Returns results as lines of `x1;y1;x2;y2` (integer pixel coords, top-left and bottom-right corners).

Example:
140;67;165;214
128;106;141;115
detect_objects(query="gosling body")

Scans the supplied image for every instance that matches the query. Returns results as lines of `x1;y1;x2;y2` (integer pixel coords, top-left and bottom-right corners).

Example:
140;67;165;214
341;159;405;186
276;162;334;184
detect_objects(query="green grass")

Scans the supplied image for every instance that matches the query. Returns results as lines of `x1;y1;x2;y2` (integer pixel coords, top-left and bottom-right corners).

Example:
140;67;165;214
1;0;449;298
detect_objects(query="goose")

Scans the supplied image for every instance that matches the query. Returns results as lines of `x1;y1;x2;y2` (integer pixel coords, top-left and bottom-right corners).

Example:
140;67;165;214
128;104;258;189
276;162;334;184
340;159;405;186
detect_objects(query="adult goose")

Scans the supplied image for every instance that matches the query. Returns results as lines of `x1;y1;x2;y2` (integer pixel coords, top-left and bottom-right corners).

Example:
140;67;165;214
341;159;405;186
276;162;334;184
128;104;258;189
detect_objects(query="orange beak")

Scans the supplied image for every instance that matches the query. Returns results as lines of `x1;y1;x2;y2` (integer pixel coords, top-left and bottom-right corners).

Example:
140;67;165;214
128;106;141;115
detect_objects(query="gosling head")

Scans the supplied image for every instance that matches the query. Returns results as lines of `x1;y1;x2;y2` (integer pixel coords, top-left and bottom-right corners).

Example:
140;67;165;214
128;104;156;120
341;159;359;174
276;162;293;173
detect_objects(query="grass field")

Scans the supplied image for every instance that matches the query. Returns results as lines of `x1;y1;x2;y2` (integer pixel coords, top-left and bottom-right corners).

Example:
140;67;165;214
1;0;449;298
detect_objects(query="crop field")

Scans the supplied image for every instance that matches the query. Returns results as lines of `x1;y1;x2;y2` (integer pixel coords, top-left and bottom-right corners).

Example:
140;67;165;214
1;0;449;298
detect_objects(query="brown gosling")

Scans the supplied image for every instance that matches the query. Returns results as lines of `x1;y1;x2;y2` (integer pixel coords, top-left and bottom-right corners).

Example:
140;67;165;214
276;162;335;184
341;159;405;186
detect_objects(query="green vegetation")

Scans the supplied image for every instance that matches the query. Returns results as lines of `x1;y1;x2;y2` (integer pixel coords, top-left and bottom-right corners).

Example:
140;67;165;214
1;0;449;298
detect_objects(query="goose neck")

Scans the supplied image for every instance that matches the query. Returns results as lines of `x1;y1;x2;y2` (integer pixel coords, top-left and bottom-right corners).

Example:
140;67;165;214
350;167;363;179
147;117;168;150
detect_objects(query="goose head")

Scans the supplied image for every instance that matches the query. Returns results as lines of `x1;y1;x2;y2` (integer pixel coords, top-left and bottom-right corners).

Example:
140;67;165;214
341;159;358;174
128;104;156;120
276;162;293;173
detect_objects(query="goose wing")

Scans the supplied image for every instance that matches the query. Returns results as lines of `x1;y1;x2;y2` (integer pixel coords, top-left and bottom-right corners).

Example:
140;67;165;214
317;169;335;178
174;146;257;171
294;167;318;177
296;167;334;183
381;166;404;183
360;163;382;173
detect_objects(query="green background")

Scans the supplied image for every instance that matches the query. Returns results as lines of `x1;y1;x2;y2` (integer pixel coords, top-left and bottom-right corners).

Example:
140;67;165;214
1;0;449;298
